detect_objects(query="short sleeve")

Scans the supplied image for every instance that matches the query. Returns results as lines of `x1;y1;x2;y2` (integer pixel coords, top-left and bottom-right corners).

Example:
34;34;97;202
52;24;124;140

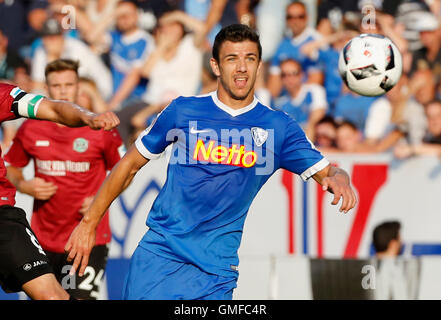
135;100;177;159
0;84;43;120
4;124;31;168
0;83;16;114
279;119;329;181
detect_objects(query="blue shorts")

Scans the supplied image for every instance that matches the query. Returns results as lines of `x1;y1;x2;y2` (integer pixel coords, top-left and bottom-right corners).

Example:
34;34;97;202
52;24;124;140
122;245;237;300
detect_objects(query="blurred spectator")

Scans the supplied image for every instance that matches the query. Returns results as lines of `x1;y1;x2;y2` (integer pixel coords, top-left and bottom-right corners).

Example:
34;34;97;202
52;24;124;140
85;0;120;24
272;58;327;141
301;28;358;109
31;18;112;99
267;1;323;98
315;0;360;36
359;10;408;53
409;11;441;82
437;80;441;101
336;120;362;152
0;0;49;51
254;0;290;62
363;76;409;145
48;0;120;50
77;77;110;114
423;100;441;144
86;1;155;102
180;0;240;47
333;84;377;133
200;51;218;94
110;10;205;146
11;65;33;92
396;2;435;52
0;29;27;80
373;220;402;258
314;115;338;152
400;68;436;144
394;100;441;159
135;0;181;31
351;70;433;154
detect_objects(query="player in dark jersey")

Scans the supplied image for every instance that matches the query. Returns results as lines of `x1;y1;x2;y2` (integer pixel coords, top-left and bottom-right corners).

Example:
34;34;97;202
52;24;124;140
0;79;119;299
65;24;357;300
5;59;124;300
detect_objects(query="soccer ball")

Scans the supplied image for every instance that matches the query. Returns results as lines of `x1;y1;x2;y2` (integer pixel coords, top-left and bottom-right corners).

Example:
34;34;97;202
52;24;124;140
338;34;402;97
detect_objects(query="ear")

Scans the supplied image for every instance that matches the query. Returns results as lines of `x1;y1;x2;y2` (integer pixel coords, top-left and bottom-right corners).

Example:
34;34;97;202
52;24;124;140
257;60;263;76
210;58;220;78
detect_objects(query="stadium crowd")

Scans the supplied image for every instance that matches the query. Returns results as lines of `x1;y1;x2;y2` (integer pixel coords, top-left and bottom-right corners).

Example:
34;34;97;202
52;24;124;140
0;0;441;158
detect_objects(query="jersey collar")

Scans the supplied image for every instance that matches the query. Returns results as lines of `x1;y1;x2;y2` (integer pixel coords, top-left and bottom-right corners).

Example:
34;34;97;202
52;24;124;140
210;91;258;117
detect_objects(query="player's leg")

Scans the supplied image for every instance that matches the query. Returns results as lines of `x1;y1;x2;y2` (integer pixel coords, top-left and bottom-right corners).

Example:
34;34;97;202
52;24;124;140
22;273;69;300
51;244;109;300
0;205;68;299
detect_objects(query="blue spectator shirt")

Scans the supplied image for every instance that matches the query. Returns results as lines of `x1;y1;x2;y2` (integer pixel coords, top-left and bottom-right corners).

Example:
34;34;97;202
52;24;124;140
272;84;328;126
269;27;322;76
108;29;154;98
333;93;378;131
318;46;343;107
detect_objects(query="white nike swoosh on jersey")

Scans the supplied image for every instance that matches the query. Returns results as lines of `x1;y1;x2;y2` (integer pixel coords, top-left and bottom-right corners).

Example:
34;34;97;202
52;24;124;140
190;127;211;134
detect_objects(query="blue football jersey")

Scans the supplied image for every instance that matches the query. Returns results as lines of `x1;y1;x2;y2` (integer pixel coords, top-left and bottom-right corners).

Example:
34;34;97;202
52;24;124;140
135;92;329;277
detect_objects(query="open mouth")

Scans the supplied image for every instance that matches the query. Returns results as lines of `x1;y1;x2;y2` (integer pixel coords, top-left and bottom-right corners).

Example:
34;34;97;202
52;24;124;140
234;76;248;89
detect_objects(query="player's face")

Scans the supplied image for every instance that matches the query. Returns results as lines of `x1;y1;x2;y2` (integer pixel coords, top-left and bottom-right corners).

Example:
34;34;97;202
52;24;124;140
211;40;261;104
46;70;79;103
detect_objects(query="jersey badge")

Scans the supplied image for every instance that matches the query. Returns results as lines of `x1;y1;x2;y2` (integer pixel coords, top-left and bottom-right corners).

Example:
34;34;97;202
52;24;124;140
73;138;88;153
251;127;268;147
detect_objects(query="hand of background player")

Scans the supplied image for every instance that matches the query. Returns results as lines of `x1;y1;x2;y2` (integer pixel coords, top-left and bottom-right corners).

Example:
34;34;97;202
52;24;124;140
86;111;120;131
65;218;96;277
20;177;58;200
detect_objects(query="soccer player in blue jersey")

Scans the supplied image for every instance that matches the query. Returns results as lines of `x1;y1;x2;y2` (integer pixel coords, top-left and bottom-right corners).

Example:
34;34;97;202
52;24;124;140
65;24;357;300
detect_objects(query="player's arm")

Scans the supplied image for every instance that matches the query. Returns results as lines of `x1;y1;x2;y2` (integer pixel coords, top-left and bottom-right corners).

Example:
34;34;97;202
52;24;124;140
65;145;149;276
35;98;119;130
312;165;357;213
6;166;57;200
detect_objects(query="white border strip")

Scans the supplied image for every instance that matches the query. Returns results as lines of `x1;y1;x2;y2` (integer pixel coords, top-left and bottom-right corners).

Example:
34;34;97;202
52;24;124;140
300;158;330;181
135;134;162;160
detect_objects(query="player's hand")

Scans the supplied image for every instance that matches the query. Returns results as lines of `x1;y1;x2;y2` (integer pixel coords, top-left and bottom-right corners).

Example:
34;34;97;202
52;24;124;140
321;174;357;213
20;177;58;200
87;111;120;131
64;218;96;277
